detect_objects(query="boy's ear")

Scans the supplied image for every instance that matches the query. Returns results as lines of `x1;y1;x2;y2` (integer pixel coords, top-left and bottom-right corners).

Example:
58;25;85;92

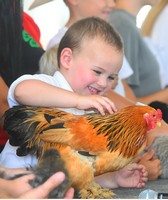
60;48;73;69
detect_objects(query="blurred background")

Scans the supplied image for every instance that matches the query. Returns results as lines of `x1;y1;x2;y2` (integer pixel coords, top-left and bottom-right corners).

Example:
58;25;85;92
24;0;152;49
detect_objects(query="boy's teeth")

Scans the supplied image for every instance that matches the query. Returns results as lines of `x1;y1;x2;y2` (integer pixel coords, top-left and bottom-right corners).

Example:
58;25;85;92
89;86;99;94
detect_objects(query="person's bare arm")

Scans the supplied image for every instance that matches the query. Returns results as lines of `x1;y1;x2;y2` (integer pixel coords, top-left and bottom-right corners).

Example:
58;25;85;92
14;79;117;115
122;77;168;105
122;79;137;102
95;163;148;189
137;88;168;105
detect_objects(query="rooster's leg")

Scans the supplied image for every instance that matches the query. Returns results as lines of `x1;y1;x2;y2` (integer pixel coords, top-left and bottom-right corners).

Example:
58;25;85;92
80;182;115;199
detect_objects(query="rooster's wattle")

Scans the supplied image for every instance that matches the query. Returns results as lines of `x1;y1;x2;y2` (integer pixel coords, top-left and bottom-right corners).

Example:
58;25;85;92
3;105;162;198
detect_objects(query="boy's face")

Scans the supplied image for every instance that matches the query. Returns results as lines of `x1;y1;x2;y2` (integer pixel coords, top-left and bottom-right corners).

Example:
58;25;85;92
61;37;123;96
74;0;116;20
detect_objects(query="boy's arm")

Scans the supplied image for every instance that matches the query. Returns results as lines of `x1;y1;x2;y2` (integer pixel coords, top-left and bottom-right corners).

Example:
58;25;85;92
14;79;116;115
95;163;148;189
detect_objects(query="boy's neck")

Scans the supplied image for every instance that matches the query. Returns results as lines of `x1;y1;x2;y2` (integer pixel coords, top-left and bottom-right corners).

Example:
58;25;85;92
66;13;80;28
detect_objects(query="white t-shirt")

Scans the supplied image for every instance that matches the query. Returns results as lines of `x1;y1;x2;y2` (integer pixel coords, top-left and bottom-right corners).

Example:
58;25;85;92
114;56;133;96
0;71;87;168
47;27;68;50
144;5;168;88
143;37;165;89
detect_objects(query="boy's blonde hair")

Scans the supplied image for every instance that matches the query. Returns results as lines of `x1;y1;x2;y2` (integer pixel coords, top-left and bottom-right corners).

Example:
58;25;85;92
57;17;123;67
39;45;58;75
141;0;168;36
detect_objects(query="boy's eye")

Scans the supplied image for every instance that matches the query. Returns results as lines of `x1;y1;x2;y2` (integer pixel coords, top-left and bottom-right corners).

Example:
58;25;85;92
108;76;116;81
93;70;101;75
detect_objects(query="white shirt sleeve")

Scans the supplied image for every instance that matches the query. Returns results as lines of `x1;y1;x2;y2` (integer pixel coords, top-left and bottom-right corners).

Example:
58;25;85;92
118;56;133;79
0;141;37;168
114;56;133;96
8;74;58;108
150;5;168;87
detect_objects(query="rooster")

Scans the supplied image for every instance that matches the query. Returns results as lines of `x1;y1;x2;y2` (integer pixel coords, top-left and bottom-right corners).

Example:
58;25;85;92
3;105;162;199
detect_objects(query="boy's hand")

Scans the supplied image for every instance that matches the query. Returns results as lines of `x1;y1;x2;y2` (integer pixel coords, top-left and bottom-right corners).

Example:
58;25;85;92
76;95;117;115
115;163;148;188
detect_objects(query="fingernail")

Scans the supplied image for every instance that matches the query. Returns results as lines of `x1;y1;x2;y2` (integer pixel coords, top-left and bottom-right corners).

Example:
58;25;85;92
55;171;65;181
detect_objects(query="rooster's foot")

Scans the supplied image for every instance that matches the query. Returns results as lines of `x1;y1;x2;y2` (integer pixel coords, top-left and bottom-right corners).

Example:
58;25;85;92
80;183;115;199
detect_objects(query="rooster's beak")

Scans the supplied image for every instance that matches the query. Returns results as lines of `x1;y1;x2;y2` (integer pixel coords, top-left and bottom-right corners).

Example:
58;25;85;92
156;121;161;127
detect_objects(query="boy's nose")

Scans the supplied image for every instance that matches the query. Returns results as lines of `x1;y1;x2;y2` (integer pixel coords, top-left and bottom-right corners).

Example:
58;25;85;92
97;77;107;88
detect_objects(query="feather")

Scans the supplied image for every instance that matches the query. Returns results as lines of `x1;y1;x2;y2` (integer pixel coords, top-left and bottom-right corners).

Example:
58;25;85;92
3;105;162;198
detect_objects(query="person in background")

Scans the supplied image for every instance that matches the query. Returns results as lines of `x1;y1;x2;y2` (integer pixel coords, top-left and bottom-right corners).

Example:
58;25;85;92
0;0;45;152
47;0;116;49
108;0;168;180
0;0;22;151
108;0;168;105
141;0;168;89
140;0;168;180
108;0;168;124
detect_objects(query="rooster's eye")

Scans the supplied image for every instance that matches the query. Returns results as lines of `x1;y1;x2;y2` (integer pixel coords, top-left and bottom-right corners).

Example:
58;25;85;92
152;114;156;118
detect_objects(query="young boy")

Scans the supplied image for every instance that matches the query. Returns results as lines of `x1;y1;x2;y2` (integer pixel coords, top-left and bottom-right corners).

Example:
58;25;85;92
0;17;147;189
